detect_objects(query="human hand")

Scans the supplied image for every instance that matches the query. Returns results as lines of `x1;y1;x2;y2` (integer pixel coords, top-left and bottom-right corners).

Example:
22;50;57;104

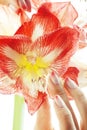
34;72;87;130
48;72;87;130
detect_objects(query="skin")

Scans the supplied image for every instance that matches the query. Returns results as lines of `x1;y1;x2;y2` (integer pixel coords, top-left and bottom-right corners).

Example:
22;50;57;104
34;73;87;130
34;97;53;130
0;0;18;8
0;0;31;11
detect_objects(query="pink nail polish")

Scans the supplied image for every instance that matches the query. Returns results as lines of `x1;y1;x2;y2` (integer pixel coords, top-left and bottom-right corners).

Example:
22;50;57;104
50;72;60;85
66;78;77;89
54;95;64;108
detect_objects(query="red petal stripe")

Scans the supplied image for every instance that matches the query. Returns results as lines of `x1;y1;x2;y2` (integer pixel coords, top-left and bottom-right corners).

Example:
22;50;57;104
0;35;31;78
24;92;47;114
31;0;49;8
16;77;47;114
63;67;79;84
42;2;78;26
63;67;79;99
0;35;31;54
0;69;17;94
16;5;60;41
35;27;79;76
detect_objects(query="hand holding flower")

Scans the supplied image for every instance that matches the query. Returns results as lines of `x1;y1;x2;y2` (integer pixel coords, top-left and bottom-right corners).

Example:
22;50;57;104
48;73;87;130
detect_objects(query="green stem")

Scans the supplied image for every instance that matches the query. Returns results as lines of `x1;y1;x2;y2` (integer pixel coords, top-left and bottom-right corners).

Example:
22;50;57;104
12;95;24;130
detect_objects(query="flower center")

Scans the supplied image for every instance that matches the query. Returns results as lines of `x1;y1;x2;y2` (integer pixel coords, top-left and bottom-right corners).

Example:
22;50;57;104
16;54;50;97
17;54;49;78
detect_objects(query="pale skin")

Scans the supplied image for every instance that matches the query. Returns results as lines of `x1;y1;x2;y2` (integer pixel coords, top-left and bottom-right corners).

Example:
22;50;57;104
0;0;31;11
34;73;87;130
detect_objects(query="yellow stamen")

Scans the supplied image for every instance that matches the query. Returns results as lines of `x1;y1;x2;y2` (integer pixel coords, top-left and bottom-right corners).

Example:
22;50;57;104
17;54;50;78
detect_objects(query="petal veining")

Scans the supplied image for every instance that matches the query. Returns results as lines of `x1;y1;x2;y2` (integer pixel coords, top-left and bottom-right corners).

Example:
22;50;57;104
31;24;44;42
0;69;17;94
42;2;78;26
15;5;60;41
35;27;79;76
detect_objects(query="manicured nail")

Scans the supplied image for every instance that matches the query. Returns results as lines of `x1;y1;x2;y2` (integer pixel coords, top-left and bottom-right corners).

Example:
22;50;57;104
66;78;77;89
50;71;60;85
18;0;31;11
54;95;64;108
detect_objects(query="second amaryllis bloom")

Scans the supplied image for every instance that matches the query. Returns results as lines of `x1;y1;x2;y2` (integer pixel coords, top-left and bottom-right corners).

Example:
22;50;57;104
0;4;79;114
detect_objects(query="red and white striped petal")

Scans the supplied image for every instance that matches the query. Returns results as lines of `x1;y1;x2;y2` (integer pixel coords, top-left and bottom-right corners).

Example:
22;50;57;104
0;35;31;54
16;77;47;114
16;5;60;42
34;27;79;76
62;67;79;84
24;91;47;114
0;69;17;94
63;67;79;99
42;2;78;26
31;0;49;9
0;35;31;78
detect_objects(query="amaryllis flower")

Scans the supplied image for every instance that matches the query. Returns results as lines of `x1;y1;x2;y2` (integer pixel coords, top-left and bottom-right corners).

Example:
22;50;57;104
0;4;79;114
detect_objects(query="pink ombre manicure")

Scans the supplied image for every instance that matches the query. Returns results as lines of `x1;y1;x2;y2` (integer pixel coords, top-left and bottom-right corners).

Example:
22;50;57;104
66;78;77;89
54;95;64;108
50;71;60;85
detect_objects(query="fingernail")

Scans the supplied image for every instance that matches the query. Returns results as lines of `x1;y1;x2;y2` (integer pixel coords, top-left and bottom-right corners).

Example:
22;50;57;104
66;78;77;89
54;95;64;108
50;72;60;85
18;0;31;12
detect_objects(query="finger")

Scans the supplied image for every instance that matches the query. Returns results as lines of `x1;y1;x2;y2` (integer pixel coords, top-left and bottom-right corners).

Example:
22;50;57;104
65;78;87;130
54;95;76;130
0;0;31;12
48;72;79;130
17;0;31;11
34;97;53;130
48;72;70;101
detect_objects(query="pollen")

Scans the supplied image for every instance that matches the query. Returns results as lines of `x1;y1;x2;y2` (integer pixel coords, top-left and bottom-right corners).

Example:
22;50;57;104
17;54;50;78
17;54;50;97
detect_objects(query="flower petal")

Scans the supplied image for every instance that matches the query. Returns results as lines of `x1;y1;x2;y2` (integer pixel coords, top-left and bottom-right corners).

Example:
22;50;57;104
63;67;79;99
42;2;78;26
15;5;60;42
0;69;17;94
15;75;47;114
16;77;47;114
16;8;30;24
74;25;87;49
62;67;79;84
0;5;21;35
31;0;49;9
34;27;79;76
0;35;31;78
0;35;31;54
24;92;47;114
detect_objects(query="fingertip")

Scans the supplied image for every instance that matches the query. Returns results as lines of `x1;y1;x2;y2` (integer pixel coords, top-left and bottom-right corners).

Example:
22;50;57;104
65;78;86;101
65;78;78;89
54;95;64;108
50;71;60;85
47;72;61;98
